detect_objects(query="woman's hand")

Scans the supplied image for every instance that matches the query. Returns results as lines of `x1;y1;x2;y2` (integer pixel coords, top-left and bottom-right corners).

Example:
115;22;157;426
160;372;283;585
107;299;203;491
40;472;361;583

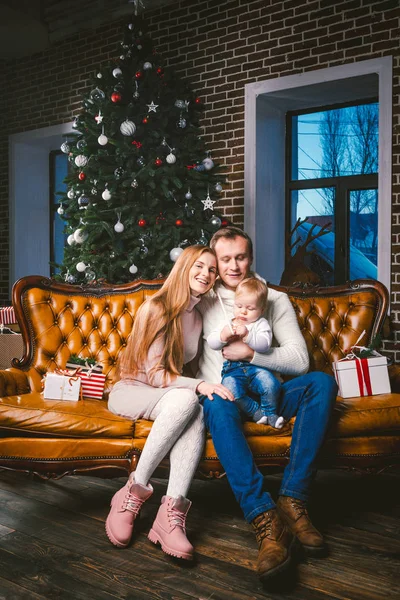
197;381;235;401
222;340;254;362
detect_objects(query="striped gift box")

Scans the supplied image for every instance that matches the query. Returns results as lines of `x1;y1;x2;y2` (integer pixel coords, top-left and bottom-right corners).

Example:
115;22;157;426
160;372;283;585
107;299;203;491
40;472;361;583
78;370;106;399
0;307;16;325
66;361;106;399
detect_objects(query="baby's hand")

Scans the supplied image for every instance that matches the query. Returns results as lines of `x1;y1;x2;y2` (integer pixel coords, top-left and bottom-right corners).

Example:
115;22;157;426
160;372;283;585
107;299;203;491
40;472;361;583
233;324;248;339
220;324;234;343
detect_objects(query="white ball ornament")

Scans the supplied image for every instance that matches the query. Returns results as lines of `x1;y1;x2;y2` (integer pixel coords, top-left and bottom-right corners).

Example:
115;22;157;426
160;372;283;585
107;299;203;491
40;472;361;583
74;154;88;168
166;152;176;164
114;220;124;233
120;119;136;136
143;62;153;70
67;234;76;246
76;262;87;273
102;189;112;201
169;247;184;262
74;228;88;244
129;264;138;274
98;133;108;146
60;142;70;154
112;67;122;78
57;205;64;215
215;182;223;193
202;157;214;170
67;189;75;199
185;190;192;200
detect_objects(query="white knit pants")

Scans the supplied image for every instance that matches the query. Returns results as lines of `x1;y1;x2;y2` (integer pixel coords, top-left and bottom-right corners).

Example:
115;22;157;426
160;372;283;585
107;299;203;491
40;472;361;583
134;389;205;498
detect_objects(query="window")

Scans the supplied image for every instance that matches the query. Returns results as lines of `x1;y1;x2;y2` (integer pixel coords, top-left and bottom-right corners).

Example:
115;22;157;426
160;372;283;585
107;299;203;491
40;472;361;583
286;101;378;285
49;150;68;275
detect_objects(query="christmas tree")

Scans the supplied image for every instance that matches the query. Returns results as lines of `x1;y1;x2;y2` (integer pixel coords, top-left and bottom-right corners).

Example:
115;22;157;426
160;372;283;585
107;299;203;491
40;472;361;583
57;15;227;284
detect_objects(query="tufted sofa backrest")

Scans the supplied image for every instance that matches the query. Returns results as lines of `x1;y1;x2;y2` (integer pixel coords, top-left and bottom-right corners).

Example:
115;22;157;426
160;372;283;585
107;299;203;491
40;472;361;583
13;276;162;393
12;276;388;392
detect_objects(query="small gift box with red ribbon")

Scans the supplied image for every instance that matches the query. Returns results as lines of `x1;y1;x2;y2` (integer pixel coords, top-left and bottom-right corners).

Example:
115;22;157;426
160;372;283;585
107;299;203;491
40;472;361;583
43;369;81;401
66;356;106;400
332;330;391;399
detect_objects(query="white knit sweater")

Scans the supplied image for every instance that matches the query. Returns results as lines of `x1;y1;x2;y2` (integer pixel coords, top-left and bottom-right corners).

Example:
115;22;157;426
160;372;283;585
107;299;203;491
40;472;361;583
197;281;309;383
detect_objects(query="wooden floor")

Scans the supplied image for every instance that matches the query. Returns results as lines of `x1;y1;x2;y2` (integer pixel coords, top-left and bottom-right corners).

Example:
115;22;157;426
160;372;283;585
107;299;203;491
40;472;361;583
0;469;399;600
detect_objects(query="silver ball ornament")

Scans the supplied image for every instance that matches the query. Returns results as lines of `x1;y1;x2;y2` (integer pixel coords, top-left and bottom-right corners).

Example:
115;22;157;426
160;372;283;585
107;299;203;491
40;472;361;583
169;247;184;262
60;142;70;154
76;262;87;273
215;182;223;193
67;234;76;246
166;153;176;164
57;205;64;215
67;189;75;199
185;191;192;200
202;158;214;170
131;179;138;188
85;268;96;282
98;133;108;146
143;62;153;70
102;189;112;201
210;215;222;228
177;117;187;129
129;264;138;274
120;119;136;136
90;88;105;102
112;67;122;78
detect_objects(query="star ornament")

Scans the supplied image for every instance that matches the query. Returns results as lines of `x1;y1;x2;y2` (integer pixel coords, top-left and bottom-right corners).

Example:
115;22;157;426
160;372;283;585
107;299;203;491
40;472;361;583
147;101;159;113
95;112;103;124
201;195;216;210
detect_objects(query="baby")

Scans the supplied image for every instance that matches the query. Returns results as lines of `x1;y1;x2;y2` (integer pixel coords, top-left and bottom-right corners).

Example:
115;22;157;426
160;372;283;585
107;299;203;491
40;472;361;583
207;278;285;429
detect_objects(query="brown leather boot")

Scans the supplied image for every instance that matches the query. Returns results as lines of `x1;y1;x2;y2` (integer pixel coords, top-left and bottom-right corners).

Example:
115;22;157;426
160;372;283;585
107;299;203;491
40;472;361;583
277;496;326;556
251;509;294;581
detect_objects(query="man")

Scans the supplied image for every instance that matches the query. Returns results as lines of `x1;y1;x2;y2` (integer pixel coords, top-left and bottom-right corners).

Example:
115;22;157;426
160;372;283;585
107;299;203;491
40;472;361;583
197;226;337;582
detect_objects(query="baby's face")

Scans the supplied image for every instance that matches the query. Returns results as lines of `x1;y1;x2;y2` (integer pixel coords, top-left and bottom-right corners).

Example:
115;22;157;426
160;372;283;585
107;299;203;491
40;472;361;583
233;292;263;324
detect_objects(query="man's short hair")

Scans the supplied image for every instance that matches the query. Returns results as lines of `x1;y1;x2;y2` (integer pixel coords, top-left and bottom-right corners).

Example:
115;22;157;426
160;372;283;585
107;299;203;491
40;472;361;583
210;226;253;259
236;277;268;312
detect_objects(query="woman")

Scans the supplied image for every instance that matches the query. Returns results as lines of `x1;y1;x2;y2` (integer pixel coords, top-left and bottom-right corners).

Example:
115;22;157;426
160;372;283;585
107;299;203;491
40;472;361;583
106;245;233;560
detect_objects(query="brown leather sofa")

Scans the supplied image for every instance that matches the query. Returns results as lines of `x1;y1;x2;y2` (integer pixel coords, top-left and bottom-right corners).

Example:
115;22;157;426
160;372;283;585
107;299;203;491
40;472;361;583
0;276;399;480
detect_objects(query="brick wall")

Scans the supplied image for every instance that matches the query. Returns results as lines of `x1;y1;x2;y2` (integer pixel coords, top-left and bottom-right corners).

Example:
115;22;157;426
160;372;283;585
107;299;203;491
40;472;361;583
0;0;399;358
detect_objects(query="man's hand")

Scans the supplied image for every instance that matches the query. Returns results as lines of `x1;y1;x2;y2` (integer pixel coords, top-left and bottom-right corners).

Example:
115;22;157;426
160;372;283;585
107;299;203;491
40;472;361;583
222;340;254;362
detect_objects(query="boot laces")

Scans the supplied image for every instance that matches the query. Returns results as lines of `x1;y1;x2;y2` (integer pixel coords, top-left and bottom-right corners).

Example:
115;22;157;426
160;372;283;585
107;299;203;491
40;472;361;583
252;512;273;544
168;507;186;530
123;492;144;515
289;498;308;520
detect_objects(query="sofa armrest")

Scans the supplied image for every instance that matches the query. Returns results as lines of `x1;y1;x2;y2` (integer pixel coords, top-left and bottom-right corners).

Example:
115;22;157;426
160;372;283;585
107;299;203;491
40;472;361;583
388;364;400;394
0;368;31;397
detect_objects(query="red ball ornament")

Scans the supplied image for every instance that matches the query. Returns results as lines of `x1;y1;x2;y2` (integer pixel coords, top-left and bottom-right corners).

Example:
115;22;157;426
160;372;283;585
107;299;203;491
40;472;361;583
111;92;122;103
156;67;163;75
138;218;147;228
135;71;143;79
154;158;162;167
175;218;183;227
221;218;229;227
195;97;202;104
78;172;86;181
142;117;148;124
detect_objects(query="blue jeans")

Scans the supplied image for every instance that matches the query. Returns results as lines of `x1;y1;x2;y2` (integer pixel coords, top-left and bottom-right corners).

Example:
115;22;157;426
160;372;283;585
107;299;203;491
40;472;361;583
221;360;281;420
201;371;337;523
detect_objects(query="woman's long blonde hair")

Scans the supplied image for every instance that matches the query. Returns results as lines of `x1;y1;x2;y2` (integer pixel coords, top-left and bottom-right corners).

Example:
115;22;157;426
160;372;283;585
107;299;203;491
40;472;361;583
116;245;216;385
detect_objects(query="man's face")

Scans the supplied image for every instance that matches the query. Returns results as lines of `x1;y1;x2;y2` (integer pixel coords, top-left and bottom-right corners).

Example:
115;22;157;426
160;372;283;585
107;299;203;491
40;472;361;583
214;236;252;291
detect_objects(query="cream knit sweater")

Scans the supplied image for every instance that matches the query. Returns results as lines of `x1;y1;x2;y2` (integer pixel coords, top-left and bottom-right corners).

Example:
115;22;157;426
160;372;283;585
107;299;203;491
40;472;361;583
197;281;309;383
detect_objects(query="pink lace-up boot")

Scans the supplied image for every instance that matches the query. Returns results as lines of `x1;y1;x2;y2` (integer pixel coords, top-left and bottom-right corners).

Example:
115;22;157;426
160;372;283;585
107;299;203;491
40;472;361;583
105;473;153;548
148;495;194;560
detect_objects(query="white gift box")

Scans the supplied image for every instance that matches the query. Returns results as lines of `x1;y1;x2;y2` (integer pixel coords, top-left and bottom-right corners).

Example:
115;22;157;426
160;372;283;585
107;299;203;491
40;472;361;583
43;372;81;401
333;356;391;399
